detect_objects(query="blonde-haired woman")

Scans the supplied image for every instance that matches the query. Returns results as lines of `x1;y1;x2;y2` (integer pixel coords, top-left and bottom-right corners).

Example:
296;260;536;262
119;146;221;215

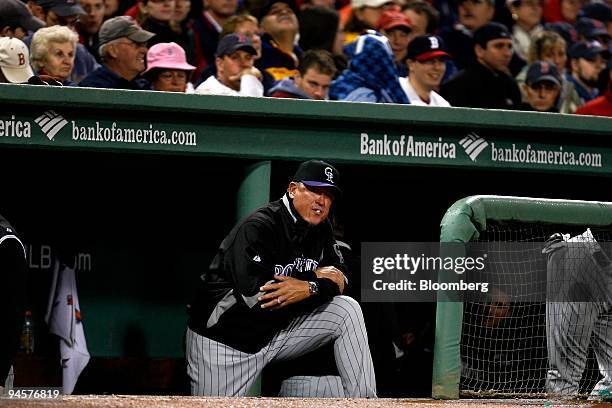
30;25;78;85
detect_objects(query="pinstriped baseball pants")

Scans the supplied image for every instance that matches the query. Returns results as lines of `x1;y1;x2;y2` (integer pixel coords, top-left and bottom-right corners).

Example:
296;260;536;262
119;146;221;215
546;301;612;398
186;295;377;397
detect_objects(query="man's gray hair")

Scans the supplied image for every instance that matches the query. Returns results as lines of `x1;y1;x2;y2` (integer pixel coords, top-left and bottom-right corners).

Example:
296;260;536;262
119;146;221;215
99;38;123;62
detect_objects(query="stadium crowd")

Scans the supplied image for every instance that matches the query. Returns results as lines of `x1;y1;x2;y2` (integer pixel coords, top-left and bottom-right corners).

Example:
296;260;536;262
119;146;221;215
0;0;611;114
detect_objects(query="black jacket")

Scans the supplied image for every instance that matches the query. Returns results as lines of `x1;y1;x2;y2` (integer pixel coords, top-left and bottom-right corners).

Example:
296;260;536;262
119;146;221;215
441;62;522;110
0;214;27;381
188;194;345;353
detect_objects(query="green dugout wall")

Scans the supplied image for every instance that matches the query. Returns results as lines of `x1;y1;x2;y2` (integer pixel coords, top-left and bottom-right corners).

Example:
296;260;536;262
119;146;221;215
1;84;611;391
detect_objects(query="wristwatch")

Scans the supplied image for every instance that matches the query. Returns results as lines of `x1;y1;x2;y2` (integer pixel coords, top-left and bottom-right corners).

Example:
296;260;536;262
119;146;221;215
308;281;319;296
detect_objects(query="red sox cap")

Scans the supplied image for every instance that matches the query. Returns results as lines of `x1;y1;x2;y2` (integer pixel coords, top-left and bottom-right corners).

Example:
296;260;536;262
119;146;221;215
526;60;561;87
406;35;451;62
216;34;257;58
292;160;342;196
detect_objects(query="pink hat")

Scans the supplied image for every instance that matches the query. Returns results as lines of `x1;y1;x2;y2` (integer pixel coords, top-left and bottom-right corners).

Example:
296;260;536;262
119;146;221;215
144;42;195;73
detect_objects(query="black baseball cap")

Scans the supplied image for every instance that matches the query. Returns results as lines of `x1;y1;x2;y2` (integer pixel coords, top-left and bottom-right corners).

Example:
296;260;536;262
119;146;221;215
526;61;561;87
473;22;512;48
575;17;610;41
36;0;84;16
568;40;609;61
292;160;341;196
0;0;45;32
544;21;578;47
580;3;612;23
216;33;257;57
406;35;451;61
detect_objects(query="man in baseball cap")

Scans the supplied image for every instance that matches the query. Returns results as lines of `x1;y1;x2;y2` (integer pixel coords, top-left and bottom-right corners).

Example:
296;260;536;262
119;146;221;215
258;0;301;82
292;160;342;198
0;37;34;83
400;34;451;106
441;22;521;109
567;40;609;105
440;0;495;70
520;60;562;112
97;16;156;50
378;10;412;76
195;33;263;96
36;0;84;27
0;0;45;39
575;17;610;44
576;59;612;117
79;16;155;89
186;159;377;398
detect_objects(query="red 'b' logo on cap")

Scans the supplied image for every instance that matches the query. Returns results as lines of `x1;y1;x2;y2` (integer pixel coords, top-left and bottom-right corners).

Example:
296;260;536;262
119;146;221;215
18;53;25;66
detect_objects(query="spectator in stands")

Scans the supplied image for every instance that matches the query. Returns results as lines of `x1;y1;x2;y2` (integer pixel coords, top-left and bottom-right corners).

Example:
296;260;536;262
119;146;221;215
298;7;347;73
0;37;35;83
174;0;192;25
143;41;195;91
574;17;610;44
269;49;336;99
192;0;238;85
258;0;301;82
558;0;580;23
30;25;78;85
220;14;275;92
26;0;46;21
441;22;521;109
440;0;495;70
0;0;45;40
543;21;578;49
400;34;451;107
507;0;543;62
519;60;561;111
79;16;155;89
401;1;439;37
298;6;344;55
329;31;409;103
343;0;398;45
378;9;413;77
103;0;119;18
172;0;196;65
516;30;581;113
222;15;261;58
195;33;263;96
28;0;99;84
566;40;608;105
543;0;581;24
77;0;105;61
576;61;612;116
138;0;188;51
580;3;612;37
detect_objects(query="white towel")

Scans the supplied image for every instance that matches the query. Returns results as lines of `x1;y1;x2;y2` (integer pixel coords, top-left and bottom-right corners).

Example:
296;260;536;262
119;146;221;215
45;261;90;394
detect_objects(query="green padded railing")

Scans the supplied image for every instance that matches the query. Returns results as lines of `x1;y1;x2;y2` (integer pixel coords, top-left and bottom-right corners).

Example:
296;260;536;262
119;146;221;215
432;195;612;399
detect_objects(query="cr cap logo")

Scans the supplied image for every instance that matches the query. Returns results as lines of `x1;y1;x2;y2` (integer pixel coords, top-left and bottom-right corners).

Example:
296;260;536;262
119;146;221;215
324;166;334;183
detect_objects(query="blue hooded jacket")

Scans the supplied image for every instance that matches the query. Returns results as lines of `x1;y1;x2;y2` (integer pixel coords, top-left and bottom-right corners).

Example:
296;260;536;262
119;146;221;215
330;31;409;104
